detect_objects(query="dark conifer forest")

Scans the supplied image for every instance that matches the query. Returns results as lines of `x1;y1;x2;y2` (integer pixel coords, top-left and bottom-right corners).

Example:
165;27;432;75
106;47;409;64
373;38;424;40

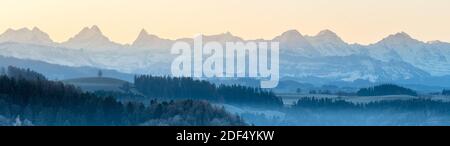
134;75;283;107
356;84;418;96
0;66;245;126
443;89;450;96
293;97;450;112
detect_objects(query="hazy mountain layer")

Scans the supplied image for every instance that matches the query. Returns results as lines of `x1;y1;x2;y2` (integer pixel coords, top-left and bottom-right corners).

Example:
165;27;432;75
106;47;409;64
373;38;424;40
1;26;449;85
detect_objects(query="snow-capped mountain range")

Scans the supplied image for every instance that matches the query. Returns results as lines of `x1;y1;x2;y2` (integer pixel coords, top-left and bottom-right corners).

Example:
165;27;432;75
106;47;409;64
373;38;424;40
61;26;123;51
0;27;55;46
0;26;449;85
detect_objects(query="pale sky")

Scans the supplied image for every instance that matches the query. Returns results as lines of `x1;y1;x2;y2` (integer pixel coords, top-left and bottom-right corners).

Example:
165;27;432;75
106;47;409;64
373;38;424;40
1;0;449;44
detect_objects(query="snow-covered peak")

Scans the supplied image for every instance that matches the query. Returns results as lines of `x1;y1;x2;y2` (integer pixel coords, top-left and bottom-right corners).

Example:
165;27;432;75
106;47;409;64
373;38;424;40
365;31;450;76
317;29;336;36
377;32;420;45
315;29;341;40
0;27;54;46
134;29;165;42
276;29;303;40
272;29;319;57
305;30;356;56
274;29;307;43
90;25;101;33
131;29;173;50
392;32;411;38
3;28;15;34
202;32;244;43
134;29;151;42
73;25;106;41
62;25;123;51
307;29;346;44
32;27;44;33
137;29;149;38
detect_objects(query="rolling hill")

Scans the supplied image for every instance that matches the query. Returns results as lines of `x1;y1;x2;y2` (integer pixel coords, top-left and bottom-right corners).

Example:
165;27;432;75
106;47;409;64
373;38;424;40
63;77;131;92
0;55;134;81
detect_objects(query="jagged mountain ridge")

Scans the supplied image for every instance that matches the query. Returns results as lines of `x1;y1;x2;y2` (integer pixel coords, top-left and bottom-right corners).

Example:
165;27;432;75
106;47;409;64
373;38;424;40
0;27;55;46
0;26;449;84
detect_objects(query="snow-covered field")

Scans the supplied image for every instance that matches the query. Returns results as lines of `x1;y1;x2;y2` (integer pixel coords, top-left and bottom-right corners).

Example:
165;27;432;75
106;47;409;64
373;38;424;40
218;95;450;126
278;93;450;105
214;104;286;119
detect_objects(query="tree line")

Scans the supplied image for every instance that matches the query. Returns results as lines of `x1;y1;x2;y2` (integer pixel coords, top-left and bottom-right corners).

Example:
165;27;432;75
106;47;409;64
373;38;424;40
134;75;283;107
1;66;46;81
443;89;450;96
357;84;418;96
293;97;450;115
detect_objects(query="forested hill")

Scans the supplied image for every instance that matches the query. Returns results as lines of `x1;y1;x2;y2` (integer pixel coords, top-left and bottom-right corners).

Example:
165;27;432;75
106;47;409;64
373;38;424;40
443;89;450;95
1;66;46;81
0;66;246;126
134;75;283;107
357;84;418;96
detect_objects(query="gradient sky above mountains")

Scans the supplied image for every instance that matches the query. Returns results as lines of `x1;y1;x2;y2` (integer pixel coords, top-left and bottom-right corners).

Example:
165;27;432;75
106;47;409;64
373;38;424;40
1;0;449;44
